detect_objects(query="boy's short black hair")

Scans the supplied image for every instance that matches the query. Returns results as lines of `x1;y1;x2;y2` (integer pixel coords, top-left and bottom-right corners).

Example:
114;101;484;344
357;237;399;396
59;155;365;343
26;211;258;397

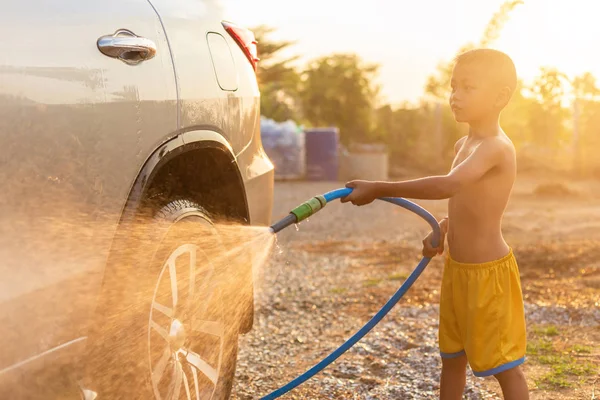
454;49;517;95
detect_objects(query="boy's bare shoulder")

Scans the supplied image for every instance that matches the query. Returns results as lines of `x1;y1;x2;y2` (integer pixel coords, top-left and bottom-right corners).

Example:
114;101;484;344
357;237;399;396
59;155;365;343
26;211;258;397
455;133;515;160
478;134;516;165
484;133;515;154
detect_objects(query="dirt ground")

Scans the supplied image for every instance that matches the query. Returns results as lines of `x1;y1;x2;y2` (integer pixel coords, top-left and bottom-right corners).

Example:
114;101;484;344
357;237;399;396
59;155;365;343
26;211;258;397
232;174;599;399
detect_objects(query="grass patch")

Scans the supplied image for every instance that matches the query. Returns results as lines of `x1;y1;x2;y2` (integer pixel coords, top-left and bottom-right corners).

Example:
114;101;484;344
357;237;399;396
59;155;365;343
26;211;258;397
529;336;598;390
537;354;570;365
388;272;408;281
552;361;596;376
536;373;573;389
538;358;598;388
527;339;554;356
570;344;592;354
364;278;382;287
330;287;347;294
542;325;559;337
533;325;560;337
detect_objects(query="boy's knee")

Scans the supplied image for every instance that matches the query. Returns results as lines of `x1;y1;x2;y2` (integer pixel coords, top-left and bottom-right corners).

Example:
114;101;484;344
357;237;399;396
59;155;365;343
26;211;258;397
494;365;525;383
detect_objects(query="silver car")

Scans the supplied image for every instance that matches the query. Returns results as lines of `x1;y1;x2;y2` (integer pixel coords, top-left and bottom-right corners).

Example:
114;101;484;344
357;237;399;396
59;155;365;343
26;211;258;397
0;1;274;398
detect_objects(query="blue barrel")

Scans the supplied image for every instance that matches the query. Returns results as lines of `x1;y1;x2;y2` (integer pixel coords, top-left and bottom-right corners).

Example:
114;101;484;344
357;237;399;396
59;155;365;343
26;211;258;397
304;128;339;181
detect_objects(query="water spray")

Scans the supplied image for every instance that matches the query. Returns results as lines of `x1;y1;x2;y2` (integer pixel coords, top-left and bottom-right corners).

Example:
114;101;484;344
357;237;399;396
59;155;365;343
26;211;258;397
262;187;440;399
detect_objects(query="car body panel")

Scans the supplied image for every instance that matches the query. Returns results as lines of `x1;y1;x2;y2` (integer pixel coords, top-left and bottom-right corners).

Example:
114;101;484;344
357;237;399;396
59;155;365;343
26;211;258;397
147;0;273;226
0;0;180;381
0;0;273;391
147;0;261;155
236;133;275;225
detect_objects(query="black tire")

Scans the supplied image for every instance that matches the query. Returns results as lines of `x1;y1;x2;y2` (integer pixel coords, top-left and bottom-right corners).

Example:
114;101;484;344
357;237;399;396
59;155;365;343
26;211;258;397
85;200;239;400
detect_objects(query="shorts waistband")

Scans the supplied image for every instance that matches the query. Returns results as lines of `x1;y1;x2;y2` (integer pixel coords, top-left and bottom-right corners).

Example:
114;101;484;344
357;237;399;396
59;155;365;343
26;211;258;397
447;249;514;270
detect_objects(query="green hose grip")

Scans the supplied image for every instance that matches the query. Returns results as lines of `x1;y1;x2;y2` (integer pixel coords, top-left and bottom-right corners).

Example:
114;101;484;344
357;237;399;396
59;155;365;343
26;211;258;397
291;195;327;222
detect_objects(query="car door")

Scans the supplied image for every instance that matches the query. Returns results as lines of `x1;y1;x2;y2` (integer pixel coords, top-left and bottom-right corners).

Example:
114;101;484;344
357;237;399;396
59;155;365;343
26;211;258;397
0;0;177;390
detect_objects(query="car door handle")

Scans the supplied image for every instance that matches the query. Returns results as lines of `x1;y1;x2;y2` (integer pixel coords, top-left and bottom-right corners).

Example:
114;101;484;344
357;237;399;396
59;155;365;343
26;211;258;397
97;29;157;65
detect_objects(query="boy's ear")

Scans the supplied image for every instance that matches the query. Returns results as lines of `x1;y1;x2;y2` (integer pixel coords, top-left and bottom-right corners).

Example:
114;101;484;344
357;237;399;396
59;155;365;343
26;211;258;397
495;86;512;108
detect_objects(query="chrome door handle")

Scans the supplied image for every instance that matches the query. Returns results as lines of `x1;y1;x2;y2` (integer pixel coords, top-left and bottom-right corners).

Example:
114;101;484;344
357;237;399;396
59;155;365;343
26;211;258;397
97;29;157;65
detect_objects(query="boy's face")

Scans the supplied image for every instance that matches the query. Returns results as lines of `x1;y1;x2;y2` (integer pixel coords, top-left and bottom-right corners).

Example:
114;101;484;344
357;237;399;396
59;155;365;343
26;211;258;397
449;63;500;123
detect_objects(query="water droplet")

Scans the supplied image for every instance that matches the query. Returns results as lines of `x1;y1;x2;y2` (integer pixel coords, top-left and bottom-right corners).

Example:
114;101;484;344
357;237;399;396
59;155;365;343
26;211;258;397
294;224;300;231
275;241;284;255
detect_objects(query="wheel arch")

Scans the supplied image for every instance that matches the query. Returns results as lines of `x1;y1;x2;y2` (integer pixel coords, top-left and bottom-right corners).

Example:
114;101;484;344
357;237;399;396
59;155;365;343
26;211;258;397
120;128;250;224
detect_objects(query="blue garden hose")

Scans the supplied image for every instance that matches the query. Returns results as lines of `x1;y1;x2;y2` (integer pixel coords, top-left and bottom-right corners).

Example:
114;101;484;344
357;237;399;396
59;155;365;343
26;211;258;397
263;188;440;399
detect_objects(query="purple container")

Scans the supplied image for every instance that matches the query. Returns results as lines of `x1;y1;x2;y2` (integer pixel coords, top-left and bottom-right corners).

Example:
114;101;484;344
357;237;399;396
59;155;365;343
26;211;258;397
304;128;339;181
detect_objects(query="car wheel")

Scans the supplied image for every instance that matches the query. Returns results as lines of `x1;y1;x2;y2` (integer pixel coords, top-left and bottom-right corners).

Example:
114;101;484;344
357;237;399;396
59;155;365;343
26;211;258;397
85;199;239;400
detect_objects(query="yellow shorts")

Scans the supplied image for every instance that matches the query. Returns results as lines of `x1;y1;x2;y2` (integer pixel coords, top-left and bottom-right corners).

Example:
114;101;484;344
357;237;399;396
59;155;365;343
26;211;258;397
439;249;527;377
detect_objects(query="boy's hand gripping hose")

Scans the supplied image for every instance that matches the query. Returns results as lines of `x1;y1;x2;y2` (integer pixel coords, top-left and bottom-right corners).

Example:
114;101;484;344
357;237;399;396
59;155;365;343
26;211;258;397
263;188;440;399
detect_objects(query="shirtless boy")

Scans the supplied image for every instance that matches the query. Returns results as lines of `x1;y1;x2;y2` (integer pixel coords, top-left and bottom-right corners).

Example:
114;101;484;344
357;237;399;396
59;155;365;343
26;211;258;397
341;49;528;400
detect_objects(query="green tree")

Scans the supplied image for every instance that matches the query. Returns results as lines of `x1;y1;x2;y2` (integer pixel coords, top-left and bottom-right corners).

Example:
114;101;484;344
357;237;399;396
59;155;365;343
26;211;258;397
572;72;599;100
253;26;301;122
479;0;525;47
572;72;600;174
527;68;570;162
500;80;534;148
372;101;465;172
374;104;394;145
392;104;444;170
299;54;380;145
531;67;568;106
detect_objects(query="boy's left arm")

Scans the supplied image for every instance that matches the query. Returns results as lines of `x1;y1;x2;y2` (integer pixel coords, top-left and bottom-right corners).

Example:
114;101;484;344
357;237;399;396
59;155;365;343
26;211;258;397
342;138;504;205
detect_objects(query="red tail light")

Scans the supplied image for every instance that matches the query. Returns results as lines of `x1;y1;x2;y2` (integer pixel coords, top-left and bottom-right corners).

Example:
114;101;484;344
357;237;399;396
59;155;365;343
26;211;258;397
222;21;259;71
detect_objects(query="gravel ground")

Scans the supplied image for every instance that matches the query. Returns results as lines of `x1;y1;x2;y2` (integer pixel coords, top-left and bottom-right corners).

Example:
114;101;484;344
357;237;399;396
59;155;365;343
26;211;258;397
232;181;600;399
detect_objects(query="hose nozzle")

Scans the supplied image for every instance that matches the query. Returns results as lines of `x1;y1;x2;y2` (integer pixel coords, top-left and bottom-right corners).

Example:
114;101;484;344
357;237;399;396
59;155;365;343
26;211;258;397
270;195;327;234
290;195;326;222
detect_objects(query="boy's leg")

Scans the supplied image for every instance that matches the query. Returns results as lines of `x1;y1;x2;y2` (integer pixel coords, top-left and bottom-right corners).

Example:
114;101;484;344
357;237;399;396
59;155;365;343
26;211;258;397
495;366;529;400
440;354;467;400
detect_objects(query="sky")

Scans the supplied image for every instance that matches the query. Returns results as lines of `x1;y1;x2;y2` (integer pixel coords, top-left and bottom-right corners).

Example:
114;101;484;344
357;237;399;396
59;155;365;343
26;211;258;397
221;0;600;105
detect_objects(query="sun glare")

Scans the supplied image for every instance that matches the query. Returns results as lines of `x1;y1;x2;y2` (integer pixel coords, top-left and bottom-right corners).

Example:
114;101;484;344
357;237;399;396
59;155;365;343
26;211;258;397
494;0;600;93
